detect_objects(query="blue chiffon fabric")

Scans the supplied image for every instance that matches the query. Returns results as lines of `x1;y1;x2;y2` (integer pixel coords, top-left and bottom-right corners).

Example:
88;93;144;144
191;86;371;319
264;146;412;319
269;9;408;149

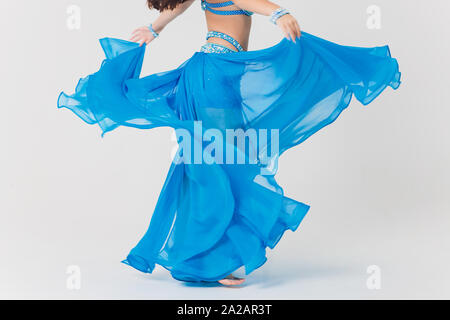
58;32;401;282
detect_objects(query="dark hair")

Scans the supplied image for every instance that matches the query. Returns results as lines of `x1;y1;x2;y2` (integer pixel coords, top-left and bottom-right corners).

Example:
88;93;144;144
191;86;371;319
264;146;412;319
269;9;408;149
147;0;189;11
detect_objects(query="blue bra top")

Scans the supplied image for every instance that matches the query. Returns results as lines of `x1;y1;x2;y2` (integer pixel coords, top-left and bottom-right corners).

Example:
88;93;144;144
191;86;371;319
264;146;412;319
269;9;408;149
201;0;253;16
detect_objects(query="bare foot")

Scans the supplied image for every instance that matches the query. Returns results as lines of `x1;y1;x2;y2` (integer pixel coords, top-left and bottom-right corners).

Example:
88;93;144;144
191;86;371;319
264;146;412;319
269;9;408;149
218;274;245;286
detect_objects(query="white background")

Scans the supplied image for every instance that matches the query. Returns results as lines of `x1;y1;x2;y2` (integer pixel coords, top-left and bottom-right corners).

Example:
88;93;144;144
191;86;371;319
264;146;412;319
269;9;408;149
1;0;449;299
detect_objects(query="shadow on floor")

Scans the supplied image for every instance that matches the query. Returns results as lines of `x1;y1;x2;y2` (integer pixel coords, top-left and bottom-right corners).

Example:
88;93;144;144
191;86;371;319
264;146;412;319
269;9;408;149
136;259;355;289
243;259;356;289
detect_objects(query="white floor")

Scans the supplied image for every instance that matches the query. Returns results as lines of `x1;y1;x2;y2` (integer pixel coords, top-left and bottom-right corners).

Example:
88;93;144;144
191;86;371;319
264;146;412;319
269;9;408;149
2;201;449;299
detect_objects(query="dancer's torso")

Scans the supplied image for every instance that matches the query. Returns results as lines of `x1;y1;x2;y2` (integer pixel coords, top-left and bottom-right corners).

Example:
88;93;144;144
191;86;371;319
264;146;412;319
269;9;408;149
201;0;252;52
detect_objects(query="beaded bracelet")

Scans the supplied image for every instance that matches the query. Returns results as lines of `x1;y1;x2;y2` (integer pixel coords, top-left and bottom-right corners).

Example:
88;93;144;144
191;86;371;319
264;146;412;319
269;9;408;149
148;24;159;38
270;7;290;25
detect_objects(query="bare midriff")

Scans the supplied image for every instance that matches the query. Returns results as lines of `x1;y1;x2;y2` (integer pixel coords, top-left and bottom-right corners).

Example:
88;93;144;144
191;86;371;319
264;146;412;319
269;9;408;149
204;1;252;51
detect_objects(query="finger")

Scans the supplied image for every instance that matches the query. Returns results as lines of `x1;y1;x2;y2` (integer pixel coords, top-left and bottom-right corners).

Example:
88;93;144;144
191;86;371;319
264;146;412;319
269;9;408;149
134;27;147;35
130;35;140;42
295;21;301;38
134;36;145;44
290;30;296;43
284;25;293;41
292;22;298;39
131;30;142;37
282;27;291;41
287;27;295;43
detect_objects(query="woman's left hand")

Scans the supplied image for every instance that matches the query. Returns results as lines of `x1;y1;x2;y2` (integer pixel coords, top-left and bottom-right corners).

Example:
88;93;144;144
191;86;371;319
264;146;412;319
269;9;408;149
276;14;301;43
130;26;157;46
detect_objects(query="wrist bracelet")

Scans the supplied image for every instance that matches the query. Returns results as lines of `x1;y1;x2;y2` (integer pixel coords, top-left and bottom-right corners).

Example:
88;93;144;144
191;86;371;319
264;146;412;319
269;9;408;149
270;7;290;25
148;24;159;38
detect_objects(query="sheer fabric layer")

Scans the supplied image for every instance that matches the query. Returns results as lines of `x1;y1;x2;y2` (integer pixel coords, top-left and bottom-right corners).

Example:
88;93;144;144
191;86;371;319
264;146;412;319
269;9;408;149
58;32;401;282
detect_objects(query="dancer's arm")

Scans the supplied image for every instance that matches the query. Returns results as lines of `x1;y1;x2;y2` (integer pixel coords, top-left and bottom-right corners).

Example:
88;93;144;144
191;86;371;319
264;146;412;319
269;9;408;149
130;0;195;46
233;0;301;41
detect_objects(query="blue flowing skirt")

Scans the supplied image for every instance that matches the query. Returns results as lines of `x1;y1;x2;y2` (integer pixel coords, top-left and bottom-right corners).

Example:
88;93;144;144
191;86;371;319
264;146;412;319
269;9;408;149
58;32;401;282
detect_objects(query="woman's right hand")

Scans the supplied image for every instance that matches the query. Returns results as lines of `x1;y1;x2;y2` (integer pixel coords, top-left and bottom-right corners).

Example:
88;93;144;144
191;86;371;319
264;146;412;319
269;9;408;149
276;14;301;42
130;26;157;46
